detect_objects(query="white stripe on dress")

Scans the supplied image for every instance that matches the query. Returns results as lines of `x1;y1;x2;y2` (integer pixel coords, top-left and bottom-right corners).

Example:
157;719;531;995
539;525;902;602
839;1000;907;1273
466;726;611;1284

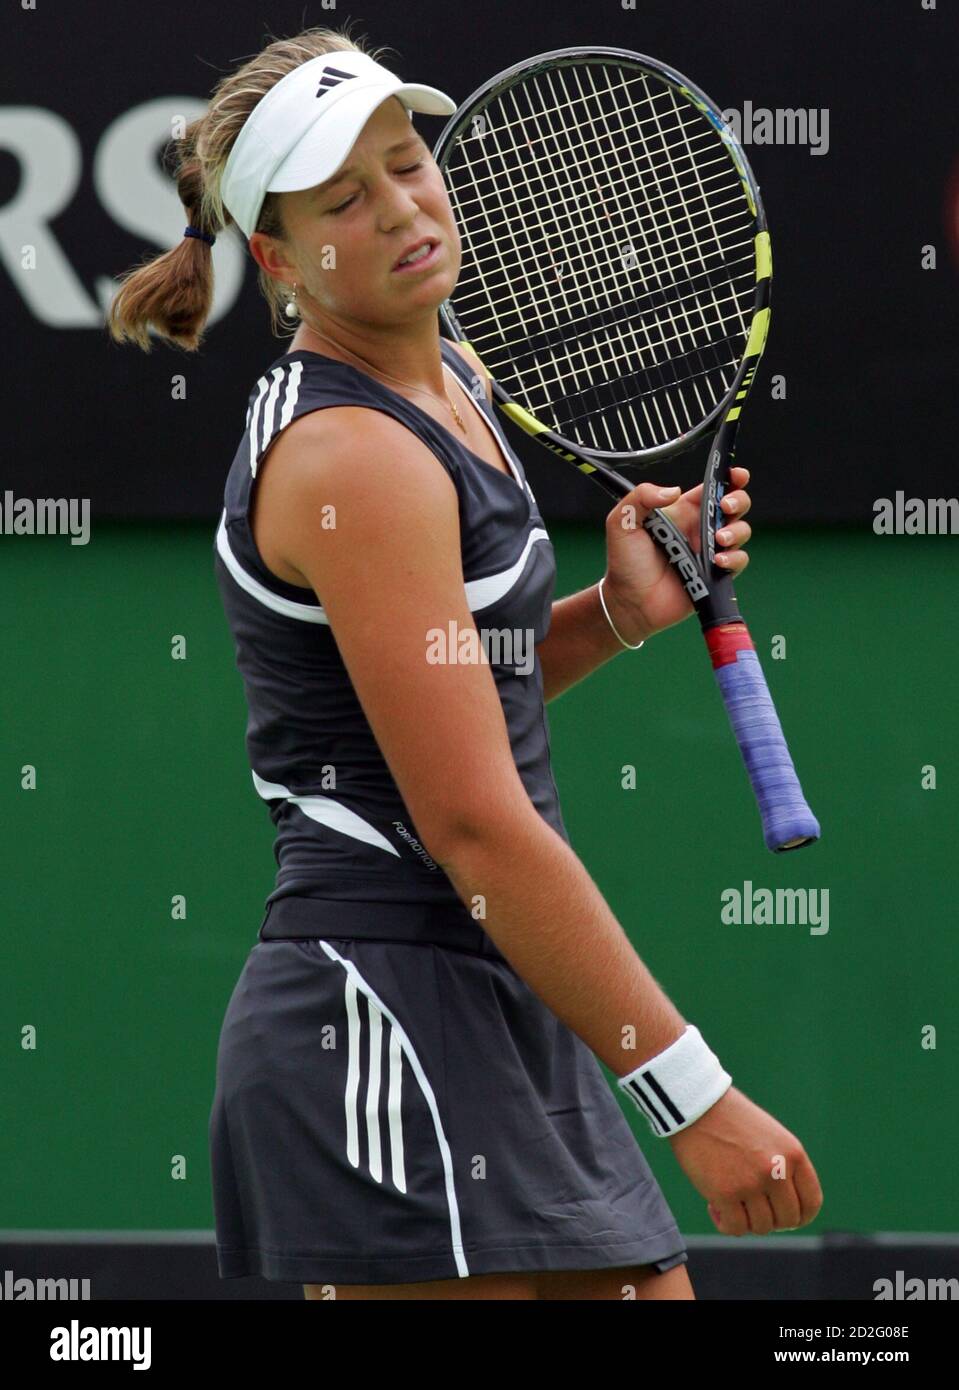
251;768;400;858
324;941;468;1277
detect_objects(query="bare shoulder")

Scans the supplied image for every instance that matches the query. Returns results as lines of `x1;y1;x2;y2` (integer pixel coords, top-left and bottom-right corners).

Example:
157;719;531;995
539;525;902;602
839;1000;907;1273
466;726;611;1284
251;405;457;587
260;403;457;528
265;404;444;483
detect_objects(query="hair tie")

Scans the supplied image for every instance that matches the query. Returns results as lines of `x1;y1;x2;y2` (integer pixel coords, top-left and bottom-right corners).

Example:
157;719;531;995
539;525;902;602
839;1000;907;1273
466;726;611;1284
183;225;216;246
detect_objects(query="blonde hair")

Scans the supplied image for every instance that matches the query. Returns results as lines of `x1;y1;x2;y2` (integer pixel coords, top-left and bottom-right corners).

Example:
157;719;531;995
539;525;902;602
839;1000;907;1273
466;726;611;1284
106;23;396;352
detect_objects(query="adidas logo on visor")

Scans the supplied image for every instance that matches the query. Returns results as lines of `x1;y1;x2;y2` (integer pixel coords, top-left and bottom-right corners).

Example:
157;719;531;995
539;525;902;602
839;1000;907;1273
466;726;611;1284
315;65;358;99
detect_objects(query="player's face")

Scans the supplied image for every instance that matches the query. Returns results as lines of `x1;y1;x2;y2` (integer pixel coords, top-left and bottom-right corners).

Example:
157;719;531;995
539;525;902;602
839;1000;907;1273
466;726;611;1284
267;97;461;329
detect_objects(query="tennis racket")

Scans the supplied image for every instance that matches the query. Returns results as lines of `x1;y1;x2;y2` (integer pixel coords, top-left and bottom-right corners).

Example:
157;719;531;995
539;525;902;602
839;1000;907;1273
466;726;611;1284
432;45;820;853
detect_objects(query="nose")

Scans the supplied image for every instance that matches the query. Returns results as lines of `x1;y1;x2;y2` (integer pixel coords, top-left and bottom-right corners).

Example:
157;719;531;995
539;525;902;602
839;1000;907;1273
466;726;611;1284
375;174;420;233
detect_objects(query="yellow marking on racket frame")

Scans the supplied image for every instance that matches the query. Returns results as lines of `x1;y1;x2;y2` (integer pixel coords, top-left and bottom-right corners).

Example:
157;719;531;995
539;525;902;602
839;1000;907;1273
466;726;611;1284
499;401;583;463
727;309;772;418
501;400;548;436
745;307;771;360
755;231;772;281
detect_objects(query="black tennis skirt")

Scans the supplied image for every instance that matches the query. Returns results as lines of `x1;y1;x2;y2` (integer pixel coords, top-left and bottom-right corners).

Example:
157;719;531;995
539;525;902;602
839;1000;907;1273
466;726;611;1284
209;896;688;1286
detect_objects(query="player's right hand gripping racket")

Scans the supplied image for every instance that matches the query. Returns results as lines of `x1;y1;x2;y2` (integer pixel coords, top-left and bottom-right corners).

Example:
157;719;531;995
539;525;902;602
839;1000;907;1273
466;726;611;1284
433;46;820;852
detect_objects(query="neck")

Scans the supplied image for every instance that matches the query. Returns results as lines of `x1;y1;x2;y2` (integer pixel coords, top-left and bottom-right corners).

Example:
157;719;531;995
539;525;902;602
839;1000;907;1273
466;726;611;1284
291;317;448;397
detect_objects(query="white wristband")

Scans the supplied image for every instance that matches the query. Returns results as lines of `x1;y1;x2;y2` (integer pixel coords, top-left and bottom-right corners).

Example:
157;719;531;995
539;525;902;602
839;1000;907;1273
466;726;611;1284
617;1024;732;1137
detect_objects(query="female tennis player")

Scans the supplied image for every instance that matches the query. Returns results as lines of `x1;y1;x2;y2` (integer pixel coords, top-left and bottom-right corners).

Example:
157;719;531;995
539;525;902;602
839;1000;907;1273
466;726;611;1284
107;25;822;1301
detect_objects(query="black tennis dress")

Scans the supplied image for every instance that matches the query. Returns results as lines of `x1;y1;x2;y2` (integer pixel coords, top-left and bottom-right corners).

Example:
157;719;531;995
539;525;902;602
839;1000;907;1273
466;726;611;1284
208;338;688;1285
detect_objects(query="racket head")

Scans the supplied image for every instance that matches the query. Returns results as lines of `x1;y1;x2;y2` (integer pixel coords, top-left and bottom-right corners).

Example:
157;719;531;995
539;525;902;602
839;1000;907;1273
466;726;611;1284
433;46;771;469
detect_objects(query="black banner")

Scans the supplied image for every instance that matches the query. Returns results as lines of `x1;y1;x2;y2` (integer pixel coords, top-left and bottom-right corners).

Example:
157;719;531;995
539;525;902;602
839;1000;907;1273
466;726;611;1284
3;0;957;525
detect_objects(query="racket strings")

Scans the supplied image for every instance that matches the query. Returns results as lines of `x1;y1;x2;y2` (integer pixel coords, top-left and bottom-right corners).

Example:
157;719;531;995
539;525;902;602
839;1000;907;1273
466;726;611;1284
488;67;750;319
604;70;750;362
579;66;748;437
503;69;744;417
553;63;746;322
454;258;756;395
442;62;759;451
451;70;720;200
448;115;727;225
451;80;745;333
448;98;687;447
531;326;749;446
453;247;755;344
500;62;744;433
452;197;755;405
451;173;752;319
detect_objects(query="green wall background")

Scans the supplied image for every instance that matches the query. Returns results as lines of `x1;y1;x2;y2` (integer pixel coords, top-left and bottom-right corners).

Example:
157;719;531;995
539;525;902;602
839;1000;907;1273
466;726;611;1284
1;522;956;1235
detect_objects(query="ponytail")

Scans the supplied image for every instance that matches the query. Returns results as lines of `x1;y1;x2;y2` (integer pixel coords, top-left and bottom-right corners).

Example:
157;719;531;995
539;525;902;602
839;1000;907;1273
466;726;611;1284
105;122;221;353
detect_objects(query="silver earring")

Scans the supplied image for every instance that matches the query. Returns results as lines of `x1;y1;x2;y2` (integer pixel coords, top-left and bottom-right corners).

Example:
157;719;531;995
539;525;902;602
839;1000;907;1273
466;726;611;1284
284;282;299;319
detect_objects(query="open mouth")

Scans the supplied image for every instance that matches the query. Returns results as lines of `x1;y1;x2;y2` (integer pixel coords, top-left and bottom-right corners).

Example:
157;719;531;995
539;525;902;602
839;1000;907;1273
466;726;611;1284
392;238;441;272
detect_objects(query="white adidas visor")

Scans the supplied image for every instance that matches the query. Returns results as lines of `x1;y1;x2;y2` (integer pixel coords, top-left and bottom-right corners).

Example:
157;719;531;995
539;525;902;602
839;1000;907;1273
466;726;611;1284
220;50;458;239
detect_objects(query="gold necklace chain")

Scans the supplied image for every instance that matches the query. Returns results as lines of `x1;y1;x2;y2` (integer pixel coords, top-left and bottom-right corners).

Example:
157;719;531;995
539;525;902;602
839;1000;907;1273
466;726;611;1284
303;326;467;432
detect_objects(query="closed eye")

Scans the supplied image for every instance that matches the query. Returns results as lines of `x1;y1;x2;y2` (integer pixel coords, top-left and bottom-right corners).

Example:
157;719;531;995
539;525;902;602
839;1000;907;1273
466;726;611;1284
328;161;426;216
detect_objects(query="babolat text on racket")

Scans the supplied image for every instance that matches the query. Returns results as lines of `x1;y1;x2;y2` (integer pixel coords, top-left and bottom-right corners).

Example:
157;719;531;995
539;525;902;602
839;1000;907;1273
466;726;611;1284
432;45;820;852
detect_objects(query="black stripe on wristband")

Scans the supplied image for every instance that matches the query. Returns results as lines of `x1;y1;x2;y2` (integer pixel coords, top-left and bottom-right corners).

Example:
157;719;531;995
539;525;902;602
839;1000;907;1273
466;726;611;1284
623;1071;687;1135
